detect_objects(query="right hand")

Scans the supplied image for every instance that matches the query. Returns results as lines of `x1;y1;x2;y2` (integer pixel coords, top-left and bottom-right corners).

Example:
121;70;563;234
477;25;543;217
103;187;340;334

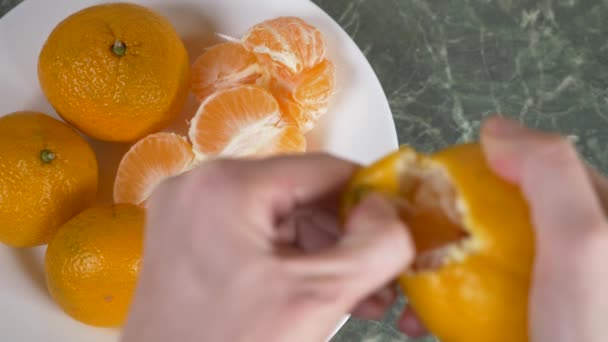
480;116;608;342
392;116;608;341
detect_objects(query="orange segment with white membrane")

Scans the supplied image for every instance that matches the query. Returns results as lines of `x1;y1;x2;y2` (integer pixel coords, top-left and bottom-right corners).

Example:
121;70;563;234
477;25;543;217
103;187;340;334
188;85;306;158
271;59;336;132
113;132;194;206
191;42;267;101
243;17;326;81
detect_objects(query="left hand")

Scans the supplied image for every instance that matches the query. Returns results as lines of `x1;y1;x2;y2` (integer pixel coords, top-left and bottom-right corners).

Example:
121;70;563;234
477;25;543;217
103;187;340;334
121;154;414;342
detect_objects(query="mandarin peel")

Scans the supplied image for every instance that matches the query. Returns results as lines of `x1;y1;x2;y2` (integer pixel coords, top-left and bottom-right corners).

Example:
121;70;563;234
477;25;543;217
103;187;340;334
342;143;533;342
390;152;481;274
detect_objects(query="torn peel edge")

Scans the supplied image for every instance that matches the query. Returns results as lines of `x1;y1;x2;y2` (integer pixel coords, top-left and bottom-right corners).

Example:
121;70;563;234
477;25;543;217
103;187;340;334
391;152;480;275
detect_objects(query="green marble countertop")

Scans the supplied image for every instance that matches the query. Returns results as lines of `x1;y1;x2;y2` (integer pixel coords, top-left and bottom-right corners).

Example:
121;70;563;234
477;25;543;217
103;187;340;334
2;0;607;341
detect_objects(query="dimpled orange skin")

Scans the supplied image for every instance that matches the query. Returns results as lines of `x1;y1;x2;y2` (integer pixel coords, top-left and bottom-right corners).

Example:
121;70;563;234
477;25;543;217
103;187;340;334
342;143;535;342
45;204;144;327
38;3;190;142
0;112;98;247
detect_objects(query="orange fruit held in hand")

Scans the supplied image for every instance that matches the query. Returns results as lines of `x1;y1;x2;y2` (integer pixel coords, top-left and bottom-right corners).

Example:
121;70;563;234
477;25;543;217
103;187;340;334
0;112;98;247
341;143;534;342
38;3;190;142
243;16;326;81
188;85;306;158
271;59;336;132
191;42;267;101
45;204;144;327
114;132;194;207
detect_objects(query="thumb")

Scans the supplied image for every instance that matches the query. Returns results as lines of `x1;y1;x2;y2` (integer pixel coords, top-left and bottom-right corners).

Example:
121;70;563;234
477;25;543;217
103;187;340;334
340;193;415;297
480;114;608;342
283;194;414;312
480;115;605;243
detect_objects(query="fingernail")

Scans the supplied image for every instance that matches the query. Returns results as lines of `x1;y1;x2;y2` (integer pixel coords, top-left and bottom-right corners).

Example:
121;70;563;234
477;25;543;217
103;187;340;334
483;116;527;139
481;116;541;183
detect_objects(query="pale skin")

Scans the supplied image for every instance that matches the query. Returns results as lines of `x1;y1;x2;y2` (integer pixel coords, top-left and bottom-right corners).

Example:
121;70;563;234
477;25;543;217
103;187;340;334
122;116;608;342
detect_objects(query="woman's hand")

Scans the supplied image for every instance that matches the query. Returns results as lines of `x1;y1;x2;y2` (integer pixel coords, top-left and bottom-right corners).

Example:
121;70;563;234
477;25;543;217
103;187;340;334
121;155;415;342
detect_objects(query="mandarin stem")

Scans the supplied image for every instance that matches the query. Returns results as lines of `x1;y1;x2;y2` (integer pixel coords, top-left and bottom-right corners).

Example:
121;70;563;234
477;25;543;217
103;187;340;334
112;40;126;56
40;149;55;163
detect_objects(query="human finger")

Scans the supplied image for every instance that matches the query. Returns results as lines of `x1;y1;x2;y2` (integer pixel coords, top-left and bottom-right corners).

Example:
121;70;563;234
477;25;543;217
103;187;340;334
350;286;397;320
480;116;606;241
281;194;414;315
398;305;429;339
236;153;358;215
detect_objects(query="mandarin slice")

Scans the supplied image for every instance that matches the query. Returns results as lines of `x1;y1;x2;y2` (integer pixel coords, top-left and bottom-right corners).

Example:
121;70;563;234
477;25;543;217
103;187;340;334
191;42;267;101
114;132;195;206
243;17;326;80
271;59;336;132
188;85;305;158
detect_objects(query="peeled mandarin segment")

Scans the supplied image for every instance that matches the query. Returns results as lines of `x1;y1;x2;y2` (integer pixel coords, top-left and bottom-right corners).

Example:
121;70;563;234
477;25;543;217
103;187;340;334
188;85;303;157
113;132;194;206
272;60;336;133
288;18;326;72
191;42;267;101
243;17;326;79
252;125;306;157
274;94;313;132
341;143;533;342
221;124;306;158
189;85;280;155
292;59;336;112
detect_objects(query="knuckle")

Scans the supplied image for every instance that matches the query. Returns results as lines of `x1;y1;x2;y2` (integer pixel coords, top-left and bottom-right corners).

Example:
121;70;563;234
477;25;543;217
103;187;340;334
194;159;233;182
149;160;246;209
183;158;264;210
191;159;245;190
147;174;181;206
307;152;336;163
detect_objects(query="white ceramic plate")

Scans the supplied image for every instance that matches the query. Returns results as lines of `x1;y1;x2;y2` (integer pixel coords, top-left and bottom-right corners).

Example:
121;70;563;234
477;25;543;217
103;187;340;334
0;0;397;340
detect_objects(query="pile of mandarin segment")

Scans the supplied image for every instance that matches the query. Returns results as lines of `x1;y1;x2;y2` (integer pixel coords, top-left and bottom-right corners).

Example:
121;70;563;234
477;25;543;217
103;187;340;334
114;16;336;207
